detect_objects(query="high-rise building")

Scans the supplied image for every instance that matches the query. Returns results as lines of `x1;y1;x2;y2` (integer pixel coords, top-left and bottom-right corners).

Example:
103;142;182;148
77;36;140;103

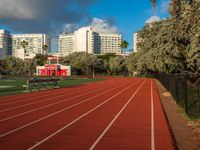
59;33;75;57
59;27;122;56
12;34;51;59
0;30;12;58
74;27;95;54
133;32;138;52
98;33;121;54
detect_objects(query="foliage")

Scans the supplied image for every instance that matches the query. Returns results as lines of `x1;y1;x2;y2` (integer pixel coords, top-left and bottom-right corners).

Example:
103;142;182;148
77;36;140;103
0;57;28;75
61;52;98;75
109;56;127;75
150;0;157;9
120;40;129;49
129;0;200;75
34;54;48;66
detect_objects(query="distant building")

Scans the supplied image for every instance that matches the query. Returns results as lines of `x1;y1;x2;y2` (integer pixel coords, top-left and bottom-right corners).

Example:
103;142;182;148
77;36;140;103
12;34;51;60
0;30;12;58
133;32;138;52
98;33;122;54
59;33;75;57
59;27;122;56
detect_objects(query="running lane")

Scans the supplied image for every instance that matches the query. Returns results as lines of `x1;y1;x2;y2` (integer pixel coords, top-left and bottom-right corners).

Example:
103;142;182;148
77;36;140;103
0;78;175;150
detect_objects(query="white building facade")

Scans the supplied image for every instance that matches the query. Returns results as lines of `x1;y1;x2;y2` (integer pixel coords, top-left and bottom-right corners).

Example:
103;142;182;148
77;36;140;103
98;33;121;54
0;30;12;58
133;32;138;52
12;34;51;60
59;33;75;57
59;27;122;56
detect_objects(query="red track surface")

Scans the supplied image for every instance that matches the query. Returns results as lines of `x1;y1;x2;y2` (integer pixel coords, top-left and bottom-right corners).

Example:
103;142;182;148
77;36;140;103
0;77;175;150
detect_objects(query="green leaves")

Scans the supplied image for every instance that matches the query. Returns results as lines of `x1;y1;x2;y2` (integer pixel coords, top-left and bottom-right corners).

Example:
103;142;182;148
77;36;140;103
120;40;129;49
131;0;200;75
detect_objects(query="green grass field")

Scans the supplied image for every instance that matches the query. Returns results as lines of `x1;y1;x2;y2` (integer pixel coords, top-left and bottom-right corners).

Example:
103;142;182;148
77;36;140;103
0;77;102;96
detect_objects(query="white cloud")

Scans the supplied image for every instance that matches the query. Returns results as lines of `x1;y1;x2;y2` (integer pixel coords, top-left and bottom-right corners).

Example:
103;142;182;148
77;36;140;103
62;23;79;33
89;18;119;34
145;16;161;24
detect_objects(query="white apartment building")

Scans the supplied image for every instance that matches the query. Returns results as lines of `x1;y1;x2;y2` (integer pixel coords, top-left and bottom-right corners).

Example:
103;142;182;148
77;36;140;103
0;30;12;58
133;32;138;52
59;27;122;56
59;33;75;57
99;33;121;54
12;34;51;60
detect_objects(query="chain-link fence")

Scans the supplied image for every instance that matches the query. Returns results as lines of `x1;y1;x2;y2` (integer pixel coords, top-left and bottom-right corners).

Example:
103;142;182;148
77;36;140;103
152;73;200;119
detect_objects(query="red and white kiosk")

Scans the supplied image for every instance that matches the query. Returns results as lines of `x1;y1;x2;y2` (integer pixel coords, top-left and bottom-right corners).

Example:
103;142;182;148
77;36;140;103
36;56;71;76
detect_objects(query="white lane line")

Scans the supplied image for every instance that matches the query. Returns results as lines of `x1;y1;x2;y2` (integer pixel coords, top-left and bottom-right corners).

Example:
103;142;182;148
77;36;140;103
151;80;155;150
0;85;93;107
0;80;131;122
89;80;146;150
26;80;142;150
0;79;114;107
0;80;138;138
0;90;91;113
0;80;126;113
0;88;80;107
0;80;116;112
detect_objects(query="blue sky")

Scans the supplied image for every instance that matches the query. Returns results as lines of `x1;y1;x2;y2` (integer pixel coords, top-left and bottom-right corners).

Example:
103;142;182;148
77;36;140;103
0;0;170;52
87;0;170;50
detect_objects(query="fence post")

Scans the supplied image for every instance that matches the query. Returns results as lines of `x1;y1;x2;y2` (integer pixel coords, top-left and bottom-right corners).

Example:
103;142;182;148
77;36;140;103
184;72;188;114
175;75;179;101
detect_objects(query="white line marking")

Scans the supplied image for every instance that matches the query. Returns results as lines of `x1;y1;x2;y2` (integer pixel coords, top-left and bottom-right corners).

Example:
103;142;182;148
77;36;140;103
0;88;79;107
0;86;92;107
89;80;146;150
151;80;155;150
0;80;128;122
0;79;114;106
0;81;138;138
26;80;141;150
0;81;115;112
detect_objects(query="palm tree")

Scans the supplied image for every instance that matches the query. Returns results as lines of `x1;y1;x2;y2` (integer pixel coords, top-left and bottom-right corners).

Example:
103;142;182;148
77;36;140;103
42;45;48;55
150;0;157;9
21;40;28;59
120;40;129;54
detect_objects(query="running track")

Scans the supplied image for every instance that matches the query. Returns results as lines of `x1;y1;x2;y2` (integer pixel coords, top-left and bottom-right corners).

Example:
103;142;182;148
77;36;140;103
0;77;175;150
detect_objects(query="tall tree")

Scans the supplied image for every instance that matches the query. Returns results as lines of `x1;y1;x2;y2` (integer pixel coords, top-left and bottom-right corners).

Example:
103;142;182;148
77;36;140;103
150;0;157;9
42;45;48;55
120;40;129;53
20;40;28;60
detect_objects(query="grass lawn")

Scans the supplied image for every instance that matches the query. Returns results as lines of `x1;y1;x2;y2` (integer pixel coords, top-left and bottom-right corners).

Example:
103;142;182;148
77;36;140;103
0;77;103;96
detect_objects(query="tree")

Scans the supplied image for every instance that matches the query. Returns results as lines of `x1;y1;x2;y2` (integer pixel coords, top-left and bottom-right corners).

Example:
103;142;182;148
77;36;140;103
0;57;31;76
125;52;140;76
33;54;48;66
150;0;157;9
120;40;129;53
109;56;126;75
61;52;98;75
42;45;48;55
137;19;184;74
21;40;28;54
132;0;200;75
